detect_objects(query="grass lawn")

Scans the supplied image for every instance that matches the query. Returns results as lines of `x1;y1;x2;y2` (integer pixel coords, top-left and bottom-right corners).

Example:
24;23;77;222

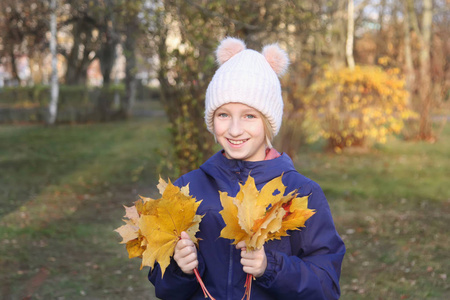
296;127;450;299
0;117;449;299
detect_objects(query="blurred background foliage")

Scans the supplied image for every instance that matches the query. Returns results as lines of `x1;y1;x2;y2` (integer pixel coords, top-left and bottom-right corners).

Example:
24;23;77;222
0;0;448;174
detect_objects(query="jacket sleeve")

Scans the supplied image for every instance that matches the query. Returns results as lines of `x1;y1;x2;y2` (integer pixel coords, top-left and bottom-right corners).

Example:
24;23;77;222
148;243;206;299
255;180;346;299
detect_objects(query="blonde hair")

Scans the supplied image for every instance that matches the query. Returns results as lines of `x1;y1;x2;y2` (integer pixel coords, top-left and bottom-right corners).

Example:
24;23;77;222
262;115;274;149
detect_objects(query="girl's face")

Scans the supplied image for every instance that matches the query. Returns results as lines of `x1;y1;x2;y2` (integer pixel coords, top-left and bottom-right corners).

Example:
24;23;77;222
213;103;266;162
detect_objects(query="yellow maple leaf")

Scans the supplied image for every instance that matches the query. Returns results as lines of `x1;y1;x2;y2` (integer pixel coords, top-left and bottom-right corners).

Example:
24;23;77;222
219;175;315;251
114;205;140;245
114;178;203;277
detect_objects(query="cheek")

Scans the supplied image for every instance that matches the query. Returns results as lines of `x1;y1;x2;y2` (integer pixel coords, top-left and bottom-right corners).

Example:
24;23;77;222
249;123;265;138
213;119;225;136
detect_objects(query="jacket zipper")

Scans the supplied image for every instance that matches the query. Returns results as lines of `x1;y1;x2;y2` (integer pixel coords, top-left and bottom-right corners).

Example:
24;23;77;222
227;244;234;300
227;168;245;300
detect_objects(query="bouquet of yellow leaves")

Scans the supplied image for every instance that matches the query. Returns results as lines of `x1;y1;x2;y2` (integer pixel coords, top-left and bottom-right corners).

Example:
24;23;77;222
219;174;316;300
114;178;215;299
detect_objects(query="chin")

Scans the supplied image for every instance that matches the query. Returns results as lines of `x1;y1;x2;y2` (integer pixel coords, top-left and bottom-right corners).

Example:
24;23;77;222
224;149;246;160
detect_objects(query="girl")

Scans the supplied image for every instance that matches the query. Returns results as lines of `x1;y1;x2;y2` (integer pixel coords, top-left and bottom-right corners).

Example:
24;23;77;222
149;37;345;300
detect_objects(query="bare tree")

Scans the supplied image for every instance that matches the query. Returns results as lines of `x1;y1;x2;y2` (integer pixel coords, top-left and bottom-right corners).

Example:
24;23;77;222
402;0;415;105
406;0;434;140
0;0;49;84
329;0;347;69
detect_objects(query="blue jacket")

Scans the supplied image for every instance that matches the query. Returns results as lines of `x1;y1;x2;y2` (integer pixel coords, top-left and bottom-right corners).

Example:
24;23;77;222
149;151;345;299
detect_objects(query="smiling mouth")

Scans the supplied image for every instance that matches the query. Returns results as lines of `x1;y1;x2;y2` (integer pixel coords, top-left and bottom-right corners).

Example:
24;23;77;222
228;139;248;145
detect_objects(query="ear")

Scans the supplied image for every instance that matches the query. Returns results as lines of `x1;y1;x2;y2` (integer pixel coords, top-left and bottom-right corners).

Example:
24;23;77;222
216;37;246;65
262;43;289;77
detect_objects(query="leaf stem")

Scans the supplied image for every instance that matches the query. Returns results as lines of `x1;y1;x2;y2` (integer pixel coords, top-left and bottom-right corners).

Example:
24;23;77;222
194;267;216;299
241;273;254;300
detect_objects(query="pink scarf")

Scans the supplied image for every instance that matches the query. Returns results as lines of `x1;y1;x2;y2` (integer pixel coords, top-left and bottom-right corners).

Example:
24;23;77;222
264;148;281;160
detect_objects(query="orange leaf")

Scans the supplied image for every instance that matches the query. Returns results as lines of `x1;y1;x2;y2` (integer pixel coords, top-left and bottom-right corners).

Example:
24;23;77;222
219;175;315;251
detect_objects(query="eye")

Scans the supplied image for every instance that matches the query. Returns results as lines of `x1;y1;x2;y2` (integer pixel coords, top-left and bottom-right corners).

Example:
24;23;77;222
245;114;257;119
216;112;228;118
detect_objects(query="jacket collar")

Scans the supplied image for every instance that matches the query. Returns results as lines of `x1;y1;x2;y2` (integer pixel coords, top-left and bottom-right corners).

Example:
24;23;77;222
200;151;297;194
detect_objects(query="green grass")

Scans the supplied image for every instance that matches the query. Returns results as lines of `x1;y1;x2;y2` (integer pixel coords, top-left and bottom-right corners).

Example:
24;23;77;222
0;118;168;299
295;127;450;299
1;118;449;299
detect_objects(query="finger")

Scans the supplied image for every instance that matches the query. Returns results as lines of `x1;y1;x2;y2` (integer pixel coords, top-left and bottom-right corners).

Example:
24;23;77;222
184;257;198;269
178;257;198;274
240;257;250;267
242;265;260;275
181;259;198;274
241;249;264;259
180;231;191;240
174;249;197;268
235;241;246;250
179;239;195;249
242;265;254;274
176;251;197;265
176;243;196;258
240;254;265;267
240;256;259;266
175;238;195;251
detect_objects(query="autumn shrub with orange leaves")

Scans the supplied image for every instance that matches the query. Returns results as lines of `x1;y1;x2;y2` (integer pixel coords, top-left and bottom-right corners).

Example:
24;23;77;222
307;66;416;151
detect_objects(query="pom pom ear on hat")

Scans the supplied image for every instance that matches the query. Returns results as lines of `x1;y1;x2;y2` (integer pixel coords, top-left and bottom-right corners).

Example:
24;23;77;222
215;37;246;65
262;43;290;77
206;37;289;137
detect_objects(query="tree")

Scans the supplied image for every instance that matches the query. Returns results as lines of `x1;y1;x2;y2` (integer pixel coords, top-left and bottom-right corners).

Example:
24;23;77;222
59;0;145;120
92;0;121;121
346;0;355;70
154;0;305;173
329;0;348;69
48;0;59;125
96;0;120;86
153;0;216;175
61;2;99;85
402;0;415;105
119;1;141;119
406;0;434;140
61;0;120;86
0;0;49;84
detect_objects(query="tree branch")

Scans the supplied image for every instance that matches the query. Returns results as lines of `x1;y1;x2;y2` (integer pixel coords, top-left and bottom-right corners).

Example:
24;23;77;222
185;0;261;32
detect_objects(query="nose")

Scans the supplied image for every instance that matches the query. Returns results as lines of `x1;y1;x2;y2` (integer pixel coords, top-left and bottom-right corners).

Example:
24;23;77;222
228;118;244;137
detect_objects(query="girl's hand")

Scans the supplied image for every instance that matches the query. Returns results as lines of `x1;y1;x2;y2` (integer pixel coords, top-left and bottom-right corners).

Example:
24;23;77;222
174;231;198;275
236;241;267;278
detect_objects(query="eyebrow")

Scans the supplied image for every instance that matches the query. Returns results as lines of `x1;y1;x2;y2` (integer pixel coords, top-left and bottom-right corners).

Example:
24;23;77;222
241;109;260;115
216;108;259;114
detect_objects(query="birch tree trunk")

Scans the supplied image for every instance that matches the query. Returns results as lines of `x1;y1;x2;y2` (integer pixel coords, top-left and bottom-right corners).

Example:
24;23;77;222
346;0;355;70
48;0;59;125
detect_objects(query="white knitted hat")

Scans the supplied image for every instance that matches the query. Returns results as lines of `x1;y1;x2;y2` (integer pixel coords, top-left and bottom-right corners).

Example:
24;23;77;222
205;37;289;136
